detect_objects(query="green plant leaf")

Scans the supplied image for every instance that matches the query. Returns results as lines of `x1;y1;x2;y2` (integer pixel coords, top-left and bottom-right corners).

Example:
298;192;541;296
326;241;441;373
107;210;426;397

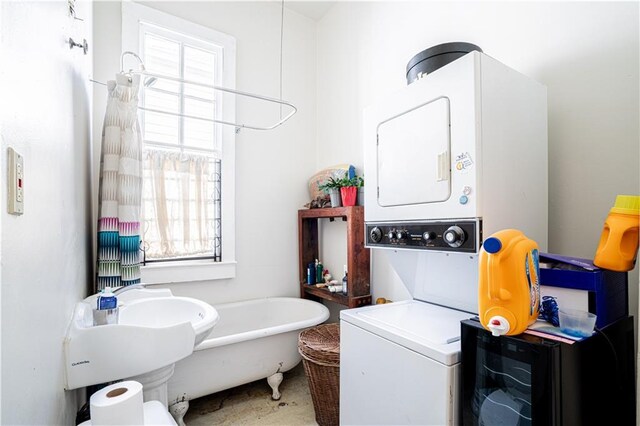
318;173;364;191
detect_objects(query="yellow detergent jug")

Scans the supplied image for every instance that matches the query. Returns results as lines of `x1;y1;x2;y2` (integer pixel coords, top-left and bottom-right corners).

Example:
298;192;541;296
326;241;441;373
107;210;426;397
479;229;540;336
594;195;640;272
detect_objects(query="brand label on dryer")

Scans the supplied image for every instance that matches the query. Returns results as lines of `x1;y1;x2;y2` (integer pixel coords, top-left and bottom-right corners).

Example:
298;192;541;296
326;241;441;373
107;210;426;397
455;152;474;172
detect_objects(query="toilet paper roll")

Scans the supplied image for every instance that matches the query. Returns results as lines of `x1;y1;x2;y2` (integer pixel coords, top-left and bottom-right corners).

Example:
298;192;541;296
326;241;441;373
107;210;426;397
90;381;144;426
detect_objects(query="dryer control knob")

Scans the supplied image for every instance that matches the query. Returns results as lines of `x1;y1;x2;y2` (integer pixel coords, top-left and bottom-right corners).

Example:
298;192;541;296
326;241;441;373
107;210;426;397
395;231;407;240
370;227;383;243
387;231;396;240
444;226;465;247
422;231;436;241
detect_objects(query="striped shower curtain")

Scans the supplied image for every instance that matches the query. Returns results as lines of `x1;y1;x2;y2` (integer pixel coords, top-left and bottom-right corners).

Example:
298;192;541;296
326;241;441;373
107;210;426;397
96;73;143;291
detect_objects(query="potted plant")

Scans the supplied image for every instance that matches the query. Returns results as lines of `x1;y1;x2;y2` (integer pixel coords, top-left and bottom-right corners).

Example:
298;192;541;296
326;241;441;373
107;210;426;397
318;177;343;207
339;175;363;207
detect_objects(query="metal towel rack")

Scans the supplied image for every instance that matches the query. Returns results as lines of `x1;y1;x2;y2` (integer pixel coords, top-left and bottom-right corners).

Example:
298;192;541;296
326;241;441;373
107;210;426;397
91;51;297;131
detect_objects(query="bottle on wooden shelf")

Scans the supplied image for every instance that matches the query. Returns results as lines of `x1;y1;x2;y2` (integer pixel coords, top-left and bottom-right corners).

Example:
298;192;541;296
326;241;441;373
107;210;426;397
316;260;324;283
307;262;316;285
342;265;348;295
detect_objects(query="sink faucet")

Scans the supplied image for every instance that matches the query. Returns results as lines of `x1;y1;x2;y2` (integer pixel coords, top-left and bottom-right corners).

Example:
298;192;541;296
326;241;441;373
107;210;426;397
113;283;146;295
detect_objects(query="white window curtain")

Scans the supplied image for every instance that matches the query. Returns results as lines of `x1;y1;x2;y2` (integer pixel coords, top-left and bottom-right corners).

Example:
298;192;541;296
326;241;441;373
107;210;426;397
142;149;218;260
96;74;143;291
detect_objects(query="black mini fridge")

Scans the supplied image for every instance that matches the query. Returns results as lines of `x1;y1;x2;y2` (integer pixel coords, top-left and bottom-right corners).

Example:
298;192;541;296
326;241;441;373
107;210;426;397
461;317;635;425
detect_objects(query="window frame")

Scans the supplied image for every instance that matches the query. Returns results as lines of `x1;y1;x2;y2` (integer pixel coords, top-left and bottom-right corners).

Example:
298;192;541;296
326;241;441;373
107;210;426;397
122;1;236;283
138;22;224;155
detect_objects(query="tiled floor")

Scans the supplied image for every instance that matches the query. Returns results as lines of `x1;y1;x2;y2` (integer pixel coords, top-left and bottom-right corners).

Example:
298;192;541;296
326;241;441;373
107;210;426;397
184;363;318;425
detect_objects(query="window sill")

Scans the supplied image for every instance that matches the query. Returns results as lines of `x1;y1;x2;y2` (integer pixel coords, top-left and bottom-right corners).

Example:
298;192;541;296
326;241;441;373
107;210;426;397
141;260;236;284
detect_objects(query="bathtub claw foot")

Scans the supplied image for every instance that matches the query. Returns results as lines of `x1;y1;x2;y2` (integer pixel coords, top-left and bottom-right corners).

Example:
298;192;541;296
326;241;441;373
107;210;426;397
267;372;284;400
169;397;189;426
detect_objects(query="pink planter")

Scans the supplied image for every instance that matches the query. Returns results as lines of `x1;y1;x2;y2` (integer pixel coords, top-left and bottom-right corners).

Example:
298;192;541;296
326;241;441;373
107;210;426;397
340;186;357;207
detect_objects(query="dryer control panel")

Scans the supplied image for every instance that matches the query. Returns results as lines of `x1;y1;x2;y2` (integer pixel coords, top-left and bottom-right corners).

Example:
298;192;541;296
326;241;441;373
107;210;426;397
366;220;480;253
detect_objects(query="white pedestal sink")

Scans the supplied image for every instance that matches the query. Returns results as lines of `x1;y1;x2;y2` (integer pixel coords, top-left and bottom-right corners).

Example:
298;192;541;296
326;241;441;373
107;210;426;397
117;291;217;347
63;288;219;406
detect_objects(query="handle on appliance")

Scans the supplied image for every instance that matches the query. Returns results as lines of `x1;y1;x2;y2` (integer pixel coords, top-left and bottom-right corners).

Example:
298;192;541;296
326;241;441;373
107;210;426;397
437;151;450;182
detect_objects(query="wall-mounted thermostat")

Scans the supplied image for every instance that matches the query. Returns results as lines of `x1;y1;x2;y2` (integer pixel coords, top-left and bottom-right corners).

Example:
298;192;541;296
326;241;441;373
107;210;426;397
7;147;24;215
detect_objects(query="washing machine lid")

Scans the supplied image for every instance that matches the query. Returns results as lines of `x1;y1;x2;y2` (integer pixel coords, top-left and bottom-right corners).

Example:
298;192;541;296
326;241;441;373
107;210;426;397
340;300;473;366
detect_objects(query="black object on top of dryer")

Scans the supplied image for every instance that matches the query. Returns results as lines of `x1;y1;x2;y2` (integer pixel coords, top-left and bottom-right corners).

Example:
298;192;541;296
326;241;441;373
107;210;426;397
406;42;482;84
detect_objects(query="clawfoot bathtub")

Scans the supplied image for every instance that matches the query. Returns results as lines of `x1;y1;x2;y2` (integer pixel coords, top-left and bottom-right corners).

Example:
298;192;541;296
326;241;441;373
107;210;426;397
167;297;329;424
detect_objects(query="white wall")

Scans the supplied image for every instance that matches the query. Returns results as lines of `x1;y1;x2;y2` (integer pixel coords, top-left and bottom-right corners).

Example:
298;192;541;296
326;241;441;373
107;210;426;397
1;1;94;423
0;4;4;419
316;1;640;321
93;1;317;306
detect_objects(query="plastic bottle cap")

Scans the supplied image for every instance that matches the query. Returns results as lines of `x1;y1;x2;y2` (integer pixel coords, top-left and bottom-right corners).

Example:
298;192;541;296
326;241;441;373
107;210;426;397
611;195;640;215
487;315;510;337
483;237;502;254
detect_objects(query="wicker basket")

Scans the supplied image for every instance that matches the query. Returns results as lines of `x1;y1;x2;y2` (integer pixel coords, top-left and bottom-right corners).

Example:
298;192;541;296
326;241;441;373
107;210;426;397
298;323;340;426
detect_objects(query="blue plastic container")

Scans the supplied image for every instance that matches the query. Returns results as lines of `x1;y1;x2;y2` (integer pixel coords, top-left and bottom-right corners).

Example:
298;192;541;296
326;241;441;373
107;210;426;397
539;253;628;329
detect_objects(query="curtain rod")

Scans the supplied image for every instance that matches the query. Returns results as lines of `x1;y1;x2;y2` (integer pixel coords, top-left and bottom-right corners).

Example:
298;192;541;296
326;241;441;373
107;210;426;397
91;70;297;131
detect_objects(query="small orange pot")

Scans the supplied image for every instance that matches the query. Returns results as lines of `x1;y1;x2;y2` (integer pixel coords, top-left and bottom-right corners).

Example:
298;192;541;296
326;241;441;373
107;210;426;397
341;186;357;207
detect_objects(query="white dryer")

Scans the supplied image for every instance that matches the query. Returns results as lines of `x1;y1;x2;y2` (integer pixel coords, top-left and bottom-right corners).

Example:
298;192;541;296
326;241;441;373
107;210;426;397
340;49;548;425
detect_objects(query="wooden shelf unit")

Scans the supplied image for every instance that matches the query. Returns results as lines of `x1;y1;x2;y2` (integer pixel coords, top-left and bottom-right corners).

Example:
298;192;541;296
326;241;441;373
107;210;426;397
298;206;371;308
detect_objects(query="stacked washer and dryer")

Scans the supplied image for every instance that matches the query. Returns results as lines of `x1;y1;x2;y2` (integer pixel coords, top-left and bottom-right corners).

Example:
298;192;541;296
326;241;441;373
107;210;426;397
340;46;548;425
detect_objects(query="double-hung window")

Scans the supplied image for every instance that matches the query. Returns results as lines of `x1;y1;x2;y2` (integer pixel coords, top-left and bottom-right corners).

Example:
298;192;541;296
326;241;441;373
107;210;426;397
123;3;236;283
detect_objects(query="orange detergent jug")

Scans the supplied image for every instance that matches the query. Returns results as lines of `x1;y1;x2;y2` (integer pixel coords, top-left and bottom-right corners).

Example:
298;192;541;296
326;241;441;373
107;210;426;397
478;229;540;336
594;195;640;272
